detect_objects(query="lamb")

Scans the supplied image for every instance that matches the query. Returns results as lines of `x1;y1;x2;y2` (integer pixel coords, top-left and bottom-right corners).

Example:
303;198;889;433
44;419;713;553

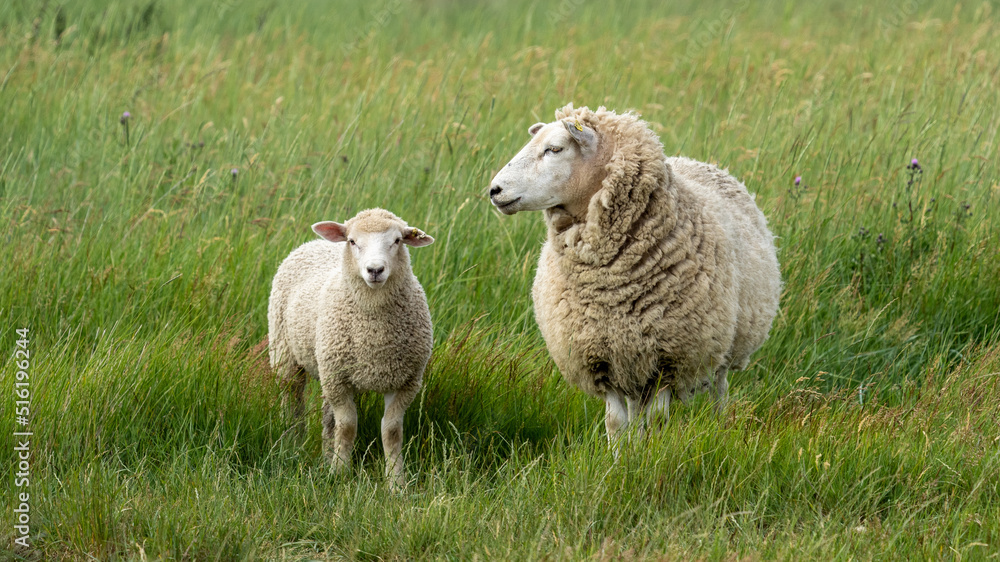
267;208;434;489
488;104;780;444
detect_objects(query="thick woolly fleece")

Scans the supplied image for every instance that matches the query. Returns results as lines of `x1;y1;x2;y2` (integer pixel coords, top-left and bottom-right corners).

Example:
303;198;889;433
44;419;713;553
268;209;433;402
532;105;781;402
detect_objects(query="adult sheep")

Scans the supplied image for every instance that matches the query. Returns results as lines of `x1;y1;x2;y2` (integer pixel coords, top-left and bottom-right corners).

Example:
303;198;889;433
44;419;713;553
268;208;434;489
488;104;780;444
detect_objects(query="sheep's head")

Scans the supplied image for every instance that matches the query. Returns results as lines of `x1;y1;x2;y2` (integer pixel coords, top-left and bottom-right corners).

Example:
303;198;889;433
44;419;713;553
489;116;608;220
312;209;433;289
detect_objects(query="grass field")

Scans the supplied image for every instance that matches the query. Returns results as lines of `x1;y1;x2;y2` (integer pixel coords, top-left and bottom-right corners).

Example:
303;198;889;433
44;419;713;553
2;0;999;559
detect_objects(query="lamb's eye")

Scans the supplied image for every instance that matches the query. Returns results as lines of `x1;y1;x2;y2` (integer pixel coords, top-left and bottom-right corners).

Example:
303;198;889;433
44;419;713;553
545;146;563;155
348;239;356;246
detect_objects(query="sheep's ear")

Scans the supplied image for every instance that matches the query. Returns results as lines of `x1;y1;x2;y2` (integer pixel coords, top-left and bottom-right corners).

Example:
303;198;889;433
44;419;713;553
312;221;348;243
562;120;597;153
402;227;434;247
528;122;545;136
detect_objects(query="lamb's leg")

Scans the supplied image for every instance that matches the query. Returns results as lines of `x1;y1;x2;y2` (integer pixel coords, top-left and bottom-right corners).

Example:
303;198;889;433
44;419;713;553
322;391;357;472
644;388;671;430
625;396;645;438
381;387;418;491
278;363;307;426
604;390;629;455
713;365;729;415
712;365;729;414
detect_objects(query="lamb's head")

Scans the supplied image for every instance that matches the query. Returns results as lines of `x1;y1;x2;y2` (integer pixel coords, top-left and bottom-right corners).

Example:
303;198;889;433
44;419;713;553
312;209;433;289
489;111;609;220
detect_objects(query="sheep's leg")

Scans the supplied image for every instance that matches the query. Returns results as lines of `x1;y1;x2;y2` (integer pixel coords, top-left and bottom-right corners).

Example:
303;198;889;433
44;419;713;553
625;396;645;438
381;387;417;491
644;388;671;431
278;364;307;425
322;391;357;473
604;390;629;456
713;365;729;415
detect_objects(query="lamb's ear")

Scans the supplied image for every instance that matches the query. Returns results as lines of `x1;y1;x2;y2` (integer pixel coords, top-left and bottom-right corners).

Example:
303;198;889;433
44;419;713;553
402;227;434;247
312;221;348;243
528;122;545;136
562;120;597;154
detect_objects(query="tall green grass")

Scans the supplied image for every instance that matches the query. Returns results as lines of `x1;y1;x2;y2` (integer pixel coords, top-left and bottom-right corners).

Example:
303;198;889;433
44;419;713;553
2;0;999;559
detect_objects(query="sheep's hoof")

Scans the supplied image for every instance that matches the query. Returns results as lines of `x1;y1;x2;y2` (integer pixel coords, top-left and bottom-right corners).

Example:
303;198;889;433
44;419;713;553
325;453;351;474
388;476;406;493
385;465;407;492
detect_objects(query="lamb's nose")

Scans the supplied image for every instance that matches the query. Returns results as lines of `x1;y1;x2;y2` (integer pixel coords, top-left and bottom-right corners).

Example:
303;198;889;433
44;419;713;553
489;185;502;198
367;266;385;277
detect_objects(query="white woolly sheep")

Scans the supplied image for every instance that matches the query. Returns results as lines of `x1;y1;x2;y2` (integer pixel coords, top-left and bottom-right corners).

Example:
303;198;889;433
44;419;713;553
268;208;434;489
488;104;781;444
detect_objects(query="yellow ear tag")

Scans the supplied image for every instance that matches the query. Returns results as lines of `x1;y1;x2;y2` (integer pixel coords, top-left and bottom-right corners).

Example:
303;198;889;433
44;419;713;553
574;120;584;131
411;228;420;238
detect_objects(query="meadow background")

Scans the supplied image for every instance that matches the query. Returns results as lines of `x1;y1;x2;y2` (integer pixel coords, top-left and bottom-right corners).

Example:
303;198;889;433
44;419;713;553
2;0;999;559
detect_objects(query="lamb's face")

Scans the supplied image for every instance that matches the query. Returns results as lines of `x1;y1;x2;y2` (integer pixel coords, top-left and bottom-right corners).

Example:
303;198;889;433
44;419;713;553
488;119;599;216
313;212;434;289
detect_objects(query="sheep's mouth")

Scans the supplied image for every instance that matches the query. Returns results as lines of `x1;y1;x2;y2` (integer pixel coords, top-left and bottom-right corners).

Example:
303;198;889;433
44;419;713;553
493;197;521;214
365;276;387;288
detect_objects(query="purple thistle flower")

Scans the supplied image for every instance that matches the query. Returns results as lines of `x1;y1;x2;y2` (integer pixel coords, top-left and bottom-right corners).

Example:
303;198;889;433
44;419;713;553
231;168;238;178
794;176;802;186
906;157;922;189
120;111;131;147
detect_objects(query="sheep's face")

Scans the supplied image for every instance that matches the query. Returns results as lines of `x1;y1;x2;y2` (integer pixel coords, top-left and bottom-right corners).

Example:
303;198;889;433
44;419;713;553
313;211;434;289
489;119;601;218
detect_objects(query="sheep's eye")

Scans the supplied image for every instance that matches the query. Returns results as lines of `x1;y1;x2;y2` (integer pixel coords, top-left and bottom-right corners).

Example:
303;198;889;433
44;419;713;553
348;239;356;246
394;238;401;245
545;146;563;155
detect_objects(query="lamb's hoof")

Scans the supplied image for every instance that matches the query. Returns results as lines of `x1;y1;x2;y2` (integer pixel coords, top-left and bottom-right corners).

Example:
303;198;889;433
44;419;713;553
713;401;731;425
325;454;351;475
387;471;407;493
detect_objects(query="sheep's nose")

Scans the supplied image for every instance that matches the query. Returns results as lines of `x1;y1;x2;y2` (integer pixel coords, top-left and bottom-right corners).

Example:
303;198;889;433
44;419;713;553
489;185;502;198
367;265;385;277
